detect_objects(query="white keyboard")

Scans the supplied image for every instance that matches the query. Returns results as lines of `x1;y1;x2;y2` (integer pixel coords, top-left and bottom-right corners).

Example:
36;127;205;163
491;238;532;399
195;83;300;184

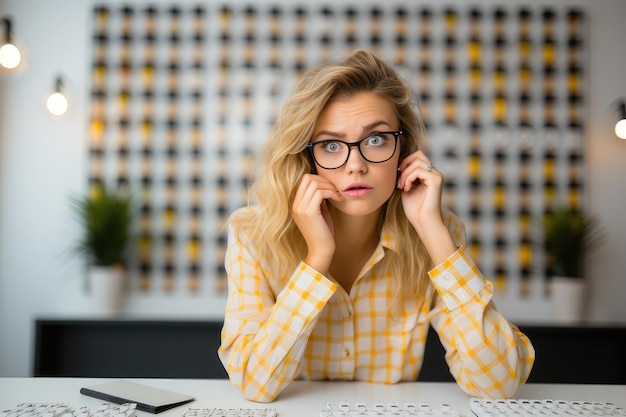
1;403;137;417
1;405;277;417
469;398;626;416
321;401;460;416
181;408;276;417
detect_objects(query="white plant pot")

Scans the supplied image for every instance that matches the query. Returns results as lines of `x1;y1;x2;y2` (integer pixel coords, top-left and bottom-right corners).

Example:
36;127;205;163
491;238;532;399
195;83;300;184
551;276;585;324
89;266;125;316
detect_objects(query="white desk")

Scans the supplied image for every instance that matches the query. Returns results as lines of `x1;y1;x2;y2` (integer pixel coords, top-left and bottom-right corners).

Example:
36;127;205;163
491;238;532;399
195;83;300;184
1;379;625;417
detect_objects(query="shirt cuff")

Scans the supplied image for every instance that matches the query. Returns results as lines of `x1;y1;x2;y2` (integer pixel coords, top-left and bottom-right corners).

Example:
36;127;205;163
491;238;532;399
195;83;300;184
282;262;337;312
428;246;488;310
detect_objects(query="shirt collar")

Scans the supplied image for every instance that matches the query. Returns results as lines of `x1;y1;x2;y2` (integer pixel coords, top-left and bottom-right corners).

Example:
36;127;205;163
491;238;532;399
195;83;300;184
379;221;400;253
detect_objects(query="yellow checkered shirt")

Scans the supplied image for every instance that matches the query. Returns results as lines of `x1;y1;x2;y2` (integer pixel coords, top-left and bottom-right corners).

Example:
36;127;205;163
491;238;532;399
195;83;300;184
219;208;535;402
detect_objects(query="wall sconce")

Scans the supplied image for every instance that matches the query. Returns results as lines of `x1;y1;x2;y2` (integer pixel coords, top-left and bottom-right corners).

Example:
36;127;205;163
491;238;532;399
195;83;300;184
0;16;22;70
46;76;69;117
615;100;626;140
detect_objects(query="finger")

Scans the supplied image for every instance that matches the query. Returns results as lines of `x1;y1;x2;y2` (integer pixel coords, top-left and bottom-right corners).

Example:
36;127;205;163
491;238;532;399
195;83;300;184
398;163;443;192
296;176;342;211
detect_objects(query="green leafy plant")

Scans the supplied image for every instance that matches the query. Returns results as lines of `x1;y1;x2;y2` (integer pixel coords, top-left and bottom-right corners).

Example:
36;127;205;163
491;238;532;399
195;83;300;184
70;183;132;267
542;208;603;279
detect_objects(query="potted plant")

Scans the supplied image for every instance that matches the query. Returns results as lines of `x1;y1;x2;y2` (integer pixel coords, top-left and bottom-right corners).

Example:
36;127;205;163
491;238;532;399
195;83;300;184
542;208;603;322
70;182;132;316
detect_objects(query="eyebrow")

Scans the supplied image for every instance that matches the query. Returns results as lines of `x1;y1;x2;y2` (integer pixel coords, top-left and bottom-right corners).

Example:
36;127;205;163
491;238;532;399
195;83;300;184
313;121;392;140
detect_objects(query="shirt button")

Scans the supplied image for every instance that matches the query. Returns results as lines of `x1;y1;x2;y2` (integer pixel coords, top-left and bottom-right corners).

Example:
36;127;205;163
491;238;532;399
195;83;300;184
344;349;350;357
441;273;453;288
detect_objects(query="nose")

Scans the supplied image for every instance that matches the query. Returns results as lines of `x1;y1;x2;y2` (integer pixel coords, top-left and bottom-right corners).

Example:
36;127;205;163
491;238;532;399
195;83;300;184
345;143;368;173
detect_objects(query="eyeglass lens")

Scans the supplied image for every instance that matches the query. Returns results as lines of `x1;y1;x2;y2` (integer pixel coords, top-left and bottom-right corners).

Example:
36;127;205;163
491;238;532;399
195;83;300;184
311;132;398;169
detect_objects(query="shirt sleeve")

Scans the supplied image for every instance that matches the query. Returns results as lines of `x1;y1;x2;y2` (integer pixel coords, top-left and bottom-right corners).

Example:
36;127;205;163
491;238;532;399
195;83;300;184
218;226;337;402
427;213;535;399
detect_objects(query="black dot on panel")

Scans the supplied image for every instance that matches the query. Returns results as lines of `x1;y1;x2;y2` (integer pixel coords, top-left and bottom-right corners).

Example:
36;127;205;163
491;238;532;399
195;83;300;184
470;8;482;20
519;180;531;191
163;232;175;244
215;234;227;247
294;6;307;18
140;262;151;274
216;176;228;187
320;6;333;17
345;7;357;18
543;8;556;21
90;147;104;157
94;34;109;44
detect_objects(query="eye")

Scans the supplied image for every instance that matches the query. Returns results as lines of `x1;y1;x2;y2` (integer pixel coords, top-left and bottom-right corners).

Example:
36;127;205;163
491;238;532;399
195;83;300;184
366;134;386;146
321;141;343;153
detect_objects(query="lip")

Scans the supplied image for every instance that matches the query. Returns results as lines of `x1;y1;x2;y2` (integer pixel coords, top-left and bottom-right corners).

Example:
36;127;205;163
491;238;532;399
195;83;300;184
342;182;373;197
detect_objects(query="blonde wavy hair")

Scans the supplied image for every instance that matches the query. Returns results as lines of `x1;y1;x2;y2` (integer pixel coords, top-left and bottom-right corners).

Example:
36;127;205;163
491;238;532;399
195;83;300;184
229;49;432;299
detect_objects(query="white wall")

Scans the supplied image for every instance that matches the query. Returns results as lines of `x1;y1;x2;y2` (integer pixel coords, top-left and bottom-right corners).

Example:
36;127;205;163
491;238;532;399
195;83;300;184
1;0;625;377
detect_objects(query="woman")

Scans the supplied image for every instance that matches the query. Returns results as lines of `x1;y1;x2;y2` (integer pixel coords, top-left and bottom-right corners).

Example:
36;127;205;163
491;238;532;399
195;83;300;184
218;49;534;403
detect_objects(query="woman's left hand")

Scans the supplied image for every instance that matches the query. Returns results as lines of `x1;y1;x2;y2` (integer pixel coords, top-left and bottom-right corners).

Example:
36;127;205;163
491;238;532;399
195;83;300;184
396;149;445;229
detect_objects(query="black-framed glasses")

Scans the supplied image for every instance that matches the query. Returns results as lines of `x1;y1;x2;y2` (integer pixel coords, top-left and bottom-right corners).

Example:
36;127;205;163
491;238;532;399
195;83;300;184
307;130;402;170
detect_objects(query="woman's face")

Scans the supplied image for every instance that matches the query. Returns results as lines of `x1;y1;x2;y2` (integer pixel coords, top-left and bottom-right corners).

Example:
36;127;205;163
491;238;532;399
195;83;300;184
311;92;401;217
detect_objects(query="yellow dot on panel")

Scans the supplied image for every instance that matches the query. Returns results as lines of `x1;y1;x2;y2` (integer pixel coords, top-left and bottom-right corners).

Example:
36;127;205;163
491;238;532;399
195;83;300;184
444;11;457;25
90;119;105;138
519;243;532;267
163;210;175;228
544;159;555;179
495;274;506;292
469;67;481;84
142;121;152;136
470;242;481;260
493;71;506;87
93;65;106;79
494;187;505;208
468;41;481;63
96;8;109;22
142;65;154;80
118;91;130;106
568;73;579;92
88;183;102;200
444;100;456;122
469;154;481;178
543;43;556;63
139;235;152;252
188;240;200;260
494;97;507;121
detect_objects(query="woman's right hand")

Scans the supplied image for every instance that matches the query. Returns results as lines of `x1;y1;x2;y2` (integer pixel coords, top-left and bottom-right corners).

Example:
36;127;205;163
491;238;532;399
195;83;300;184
292;173;343;275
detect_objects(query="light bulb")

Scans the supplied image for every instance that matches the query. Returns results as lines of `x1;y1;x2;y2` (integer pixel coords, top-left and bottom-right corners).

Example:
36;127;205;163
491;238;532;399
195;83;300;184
0;42;21;69
615;119;626;140
46;92;68;116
